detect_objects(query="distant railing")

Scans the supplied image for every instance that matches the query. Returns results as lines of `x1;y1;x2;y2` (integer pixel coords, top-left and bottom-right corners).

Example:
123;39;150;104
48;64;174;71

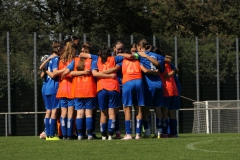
0;109;198;137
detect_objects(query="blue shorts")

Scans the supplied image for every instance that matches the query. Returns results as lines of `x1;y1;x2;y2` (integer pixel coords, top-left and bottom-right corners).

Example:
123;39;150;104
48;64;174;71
144;86;163;108
74;98;96;110
97;89;121;111
45;94;59;110
42;93;49;110
122;79;145;107
163;96;180;110
59;98;74;108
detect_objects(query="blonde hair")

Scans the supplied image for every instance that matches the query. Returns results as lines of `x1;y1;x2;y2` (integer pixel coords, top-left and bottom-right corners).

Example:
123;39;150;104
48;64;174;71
60;42;76;63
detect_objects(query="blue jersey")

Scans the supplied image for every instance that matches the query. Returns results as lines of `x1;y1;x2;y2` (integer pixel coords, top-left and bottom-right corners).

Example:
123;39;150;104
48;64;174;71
140;51;165;89
115;56;124;87
44;55;59;95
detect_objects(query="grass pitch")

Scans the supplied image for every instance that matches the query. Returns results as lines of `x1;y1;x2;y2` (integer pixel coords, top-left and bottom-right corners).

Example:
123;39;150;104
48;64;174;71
0;133;240;160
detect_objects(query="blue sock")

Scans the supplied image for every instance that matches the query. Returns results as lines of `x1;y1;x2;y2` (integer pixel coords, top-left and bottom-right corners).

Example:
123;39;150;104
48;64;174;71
142;120;149;129
60;117;67;137
125;120;132;134
82;117;86;136
135;119;142;134
86;117;93;136
108;119;115;135
49;119;56;137
76;118;83;136
170;119;177;135
156;118;161;130
162;119;169;134
115;114;119;132
67;118;73;137
44;118;50;137
100;123;107;136
169;119;172;134
92;114;96;133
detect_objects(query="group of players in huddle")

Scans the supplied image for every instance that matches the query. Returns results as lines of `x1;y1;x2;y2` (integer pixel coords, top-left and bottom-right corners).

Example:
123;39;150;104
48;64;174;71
39;35;181;141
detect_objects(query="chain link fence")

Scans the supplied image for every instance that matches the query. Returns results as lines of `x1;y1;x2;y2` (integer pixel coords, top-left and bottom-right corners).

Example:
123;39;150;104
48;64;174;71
0;32;239;136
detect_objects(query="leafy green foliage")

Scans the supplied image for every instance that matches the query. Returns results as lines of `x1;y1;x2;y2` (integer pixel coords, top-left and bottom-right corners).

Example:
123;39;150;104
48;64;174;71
0;0;239;99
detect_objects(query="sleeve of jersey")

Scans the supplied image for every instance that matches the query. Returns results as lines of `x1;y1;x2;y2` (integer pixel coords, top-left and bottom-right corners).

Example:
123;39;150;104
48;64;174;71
67;60;75;71
170;63;176;70
115;56;124;64
91;57;98;71
52;57;59;70
158;58;165;73
90;54;98;63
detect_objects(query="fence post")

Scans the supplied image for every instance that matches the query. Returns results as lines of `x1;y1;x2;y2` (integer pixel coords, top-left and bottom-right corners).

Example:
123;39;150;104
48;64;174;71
83;33;86;43
196;37;200;133
153;35;156;47
34;32;38;136
7;31;11;135
108;34;110;47
196;36;199;102
216;37;220;133
59;33;62;42
5;114;7;137
174;36;179;134
130;35;134;44
236;37;240;133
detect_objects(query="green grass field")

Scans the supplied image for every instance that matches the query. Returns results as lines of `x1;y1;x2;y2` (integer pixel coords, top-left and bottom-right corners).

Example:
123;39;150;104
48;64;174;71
0;134;240;160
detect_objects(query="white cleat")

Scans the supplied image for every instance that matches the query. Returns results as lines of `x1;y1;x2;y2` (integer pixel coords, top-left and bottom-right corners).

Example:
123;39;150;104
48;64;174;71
121;134;132;140
88;136;93;140
102;136;107;140
78;136;83;140
108;135;113;140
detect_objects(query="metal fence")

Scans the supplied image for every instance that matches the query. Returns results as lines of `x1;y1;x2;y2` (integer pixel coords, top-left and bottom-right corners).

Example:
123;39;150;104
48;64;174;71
0;32;239;136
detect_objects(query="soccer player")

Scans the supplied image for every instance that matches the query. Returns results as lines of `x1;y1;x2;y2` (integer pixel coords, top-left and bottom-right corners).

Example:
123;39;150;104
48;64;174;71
159;62;180;138
39;41;64;140
136;39;166;138
56;41;77;140
90;46;122;140
117;45;145;140
112;40;125;138
64;42;97;140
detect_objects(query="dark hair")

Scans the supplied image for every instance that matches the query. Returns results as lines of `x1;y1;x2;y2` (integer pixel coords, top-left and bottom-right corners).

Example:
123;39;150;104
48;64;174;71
99;45;112;64
131;43;137;49
82;41;93;53
51;41;62;55
77;42;93;71
113;40;124;47
63;35;79;50
124;49;130;54
153;47;165;56
113;40;124;55
138;38;148;49
147;45;155;52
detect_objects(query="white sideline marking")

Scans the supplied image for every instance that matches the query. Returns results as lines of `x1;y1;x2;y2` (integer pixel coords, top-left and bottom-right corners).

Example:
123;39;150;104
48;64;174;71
186;139;238;153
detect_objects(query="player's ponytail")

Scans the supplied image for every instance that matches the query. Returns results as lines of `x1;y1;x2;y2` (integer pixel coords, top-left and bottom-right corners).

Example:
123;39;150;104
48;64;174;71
99;45;111;64
77;42;93;71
